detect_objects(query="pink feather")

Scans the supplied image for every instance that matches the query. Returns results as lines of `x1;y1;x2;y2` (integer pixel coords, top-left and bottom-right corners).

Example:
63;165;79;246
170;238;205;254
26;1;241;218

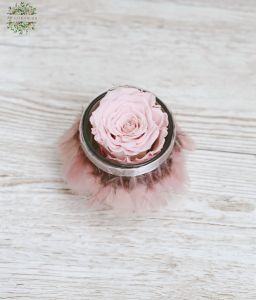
58;116;194;213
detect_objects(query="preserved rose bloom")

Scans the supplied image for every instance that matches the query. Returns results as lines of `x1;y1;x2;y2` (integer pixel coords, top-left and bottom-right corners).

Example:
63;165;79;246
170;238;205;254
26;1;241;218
90;87;169;163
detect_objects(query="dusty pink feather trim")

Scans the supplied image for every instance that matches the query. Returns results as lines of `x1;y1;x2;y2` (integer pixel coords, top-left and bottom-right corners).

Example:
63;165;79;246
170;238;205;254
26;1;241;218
58;115;194;213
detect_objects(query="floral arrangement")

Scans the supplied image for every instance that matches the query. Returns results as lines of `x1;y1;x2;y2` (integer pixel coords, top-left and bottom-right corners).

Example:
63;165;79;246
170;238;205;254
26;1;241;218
58;86;194;213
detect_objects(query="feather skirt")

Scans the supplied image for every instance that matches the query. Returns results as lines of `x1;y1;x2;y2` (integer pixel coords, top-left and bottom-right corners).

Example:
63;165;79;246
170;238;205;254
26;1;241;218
58;115;194;213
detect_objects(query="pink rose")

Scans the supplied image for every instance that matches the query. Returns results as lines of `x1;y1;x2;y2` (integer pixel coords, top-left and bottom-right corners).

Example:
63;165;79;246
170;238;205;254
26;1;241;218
89;87;169;163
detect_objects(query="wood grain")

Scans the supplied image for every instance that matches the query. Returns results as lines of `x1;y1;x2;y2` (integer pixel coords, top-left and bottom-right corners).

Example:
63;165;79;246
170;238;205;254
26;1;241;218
0;1;255;299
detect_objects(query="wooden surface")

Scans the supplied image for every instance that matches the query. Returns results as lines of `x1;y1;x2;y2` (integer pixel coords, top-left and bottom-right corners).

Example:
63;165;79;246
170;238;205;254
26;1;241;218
0;1;256;299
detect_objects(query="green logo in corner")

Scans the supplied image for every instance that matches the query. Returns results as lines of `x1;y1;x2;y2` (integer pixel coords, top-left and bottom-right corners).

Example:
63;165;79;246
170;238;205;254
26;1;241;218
7;2;37;35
